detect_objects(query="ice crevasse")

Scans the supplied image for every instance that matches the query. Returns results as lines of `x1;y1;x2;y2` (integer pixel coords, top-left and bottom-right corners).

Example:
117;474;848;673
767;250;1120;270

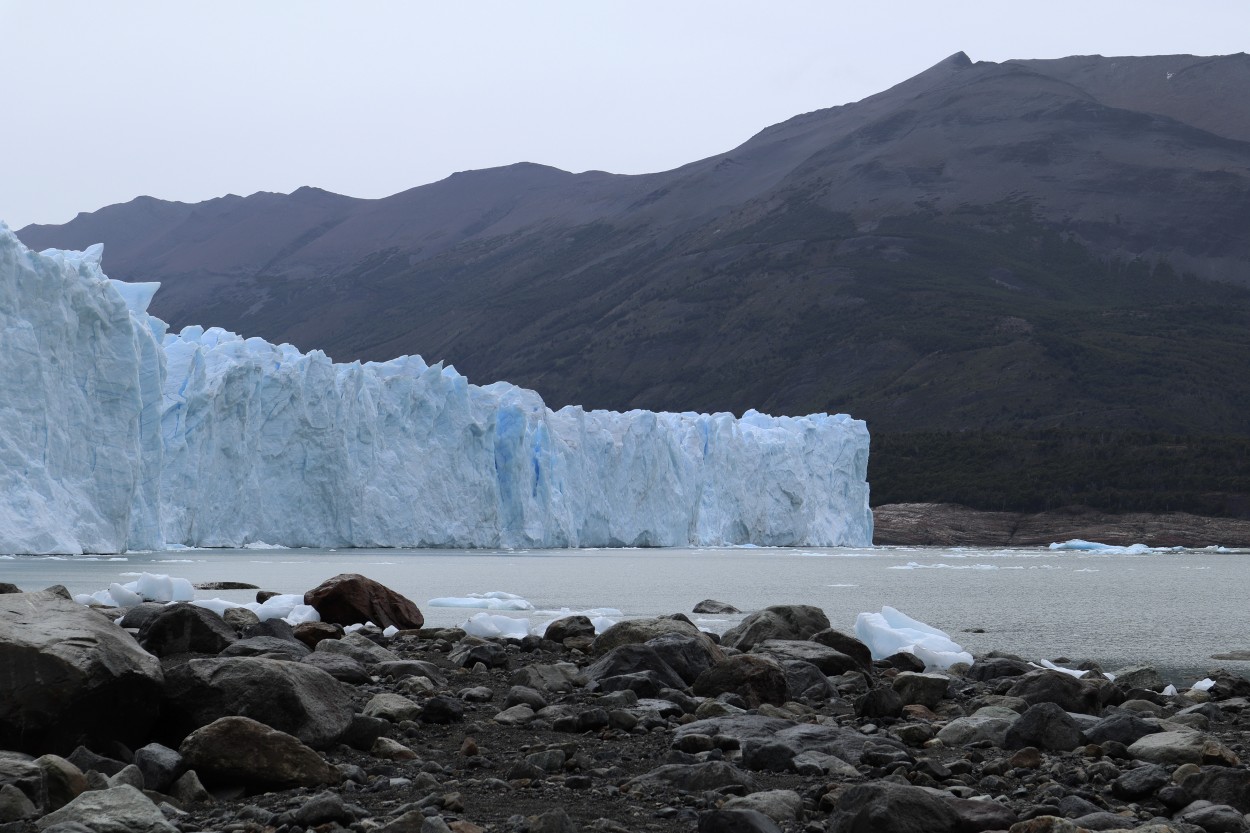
0;225;874;553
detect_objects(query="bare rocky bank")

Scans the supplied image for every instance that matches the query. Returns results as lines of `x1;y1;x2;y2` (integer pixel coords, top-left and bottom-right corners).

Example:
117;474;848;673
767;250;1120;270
872;504;1250;549
4;575;1250;833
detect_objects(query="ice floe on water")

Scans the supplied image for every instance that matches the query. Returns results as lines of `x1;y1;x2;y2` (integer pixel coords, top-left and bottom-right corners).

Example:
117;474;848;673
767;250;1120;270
1048;539;1187;554
461;605;623;639
73;572;320;625
427;591;535;610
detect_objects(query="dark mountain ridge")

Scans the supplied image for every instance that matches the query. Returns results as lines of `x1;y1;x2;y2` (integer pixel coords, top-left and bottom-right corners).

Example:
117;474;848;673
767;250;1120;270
17;52;1250;517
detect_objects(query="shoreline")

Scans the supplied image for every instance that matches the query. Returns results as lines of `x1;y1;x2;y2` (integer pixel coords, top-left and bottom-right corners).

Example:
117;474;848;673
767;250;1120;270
872;503;1250;548
5;585;1250;832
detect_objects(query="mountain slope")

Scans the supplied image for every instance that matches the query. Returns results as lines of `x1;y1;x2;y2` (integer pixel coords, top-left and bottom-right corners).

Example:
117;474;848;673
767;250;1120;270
16;52;1250;516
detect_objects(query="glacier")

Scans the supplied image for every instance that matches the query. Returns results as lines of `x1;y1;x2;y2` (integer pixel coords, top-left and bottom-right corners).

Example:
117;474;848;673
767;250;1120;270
0;225;873;553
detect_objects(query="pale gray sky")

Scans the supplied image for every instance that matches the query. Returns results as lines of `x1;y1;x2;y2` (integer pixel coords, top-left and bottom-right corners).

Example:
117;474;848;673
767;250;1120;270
2;0;1247;229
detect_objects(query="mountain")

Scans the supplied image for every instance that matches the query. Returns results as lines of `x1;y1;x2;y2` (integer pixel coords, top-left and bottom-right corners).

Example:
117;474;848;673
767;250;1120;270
17;52;1250;517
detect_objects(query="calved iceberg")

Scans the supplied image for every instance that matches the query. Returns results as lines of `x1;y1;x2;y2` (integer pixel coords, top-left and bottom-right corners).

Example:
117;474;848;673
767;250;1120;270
0;226;873;553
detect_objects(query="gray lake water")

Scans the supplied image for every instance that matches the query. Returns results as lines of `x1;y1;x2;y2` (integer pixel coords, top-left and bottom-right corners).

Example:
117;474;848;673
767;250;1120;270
5;545;1248;684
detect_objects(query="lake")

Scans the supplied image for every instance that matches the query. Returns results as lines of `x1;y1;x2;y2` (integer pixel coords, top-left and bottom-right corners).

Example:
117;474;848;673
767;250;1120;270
4;544;1247;684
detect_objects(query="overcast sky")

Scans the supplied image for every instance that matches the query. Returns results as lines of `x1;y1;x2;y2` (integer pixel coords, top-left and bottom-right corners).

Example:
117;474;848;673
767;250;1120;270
2;1;1247;229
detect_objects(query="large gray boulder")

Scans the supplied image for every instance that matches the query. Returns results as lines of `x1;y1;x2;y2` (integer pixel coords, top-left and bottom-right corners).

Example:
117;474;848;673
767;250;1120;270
720;605;831;650
0;591;164;754
828;780;961;833
159;656;354;749
591;616;705;653
137;602;237;657
179;716;341;791
35;784;176;833
750;639;859;676
692;655;790;707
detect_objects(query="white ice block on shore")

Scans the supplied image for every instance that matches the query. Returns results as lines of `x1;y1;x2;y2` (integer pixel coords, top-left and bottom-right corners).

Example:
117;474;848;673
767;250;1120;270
854;605;973;670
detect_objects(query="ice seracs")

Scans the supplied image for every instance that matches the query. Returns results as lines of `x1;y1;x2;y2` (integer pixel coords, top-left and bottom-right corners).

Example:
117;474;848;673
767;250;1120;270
0;226;874;553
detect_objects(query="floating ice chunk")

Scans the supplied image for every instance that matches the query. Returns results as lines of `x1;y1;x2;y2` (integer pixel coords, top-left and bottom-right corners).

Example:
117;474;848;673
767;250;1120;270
853;606;973;671
283;604;321;625
191;598;242;616
530;607;621;636
1049;539;1152;554
245;593;317;623
1192;678;1216;691
242;541;288;550
428;594;535;610
127;573;196;603
1163;684;1178;696
463;613;531;639
107;582;144;608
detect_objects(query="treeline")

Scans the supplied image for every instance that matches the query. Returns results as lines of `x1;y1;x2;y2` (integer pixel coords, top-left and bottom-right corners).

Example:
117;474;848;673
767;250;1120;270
869;431;1250;518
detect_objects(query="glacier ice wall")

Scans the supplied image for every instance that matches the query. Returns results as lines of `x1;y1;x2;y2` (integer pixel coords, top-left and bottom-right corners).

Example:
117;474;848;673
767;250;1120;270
0;226;873;553
0;229;166;553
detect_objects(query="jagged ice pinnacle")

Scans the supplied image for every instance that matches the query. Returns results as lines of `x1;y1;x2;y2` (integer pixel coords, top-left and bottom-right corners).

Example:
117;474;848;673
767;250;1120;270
0;226;873;553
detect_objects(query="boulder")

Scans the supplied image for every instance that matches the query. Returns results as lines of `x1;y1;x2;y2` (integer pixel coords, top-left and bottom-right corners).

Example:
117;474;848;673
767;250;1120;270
855;686;903;719
677;713;901;766
720;605;830;650
300;652;371;684
137;602;238;657
828;780;961;833
34;755;86;812
586;644;687;690
591;617;704;653
510;662;585;693
303;574;424;629
645;632;725;683
697;809;782;833
891;672;951;709
936;714;1016;747
0;783;36;822
159;656;354;749
1111;665;1165;691
292;621;343;649
1084;712;1163;746
944;795;1019;831
750;639;859;675
1007;670;1101;714
1182;766;1250;813
449;639;509;669
219;635;310;661
1004;702;1085;751
782;660;835;700
1128;730;1239;766
1112;763;1170;799
965;656;1032;682
0;591;164;754
808;629;873;670
132;743;183;794
313;631;400;665
363;693;423;723
693;599;740;615
179;716;341;791
543;615;597;642
692;655;790;707
34;784;176;833
625;761;760;793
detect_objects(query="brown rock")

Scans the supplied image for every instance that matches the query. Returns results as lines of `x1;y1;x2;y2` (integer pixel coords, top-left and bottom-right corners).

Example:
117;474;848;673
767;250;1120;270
179;716;341;790
293;621;344;649
303;574;424;630
692;654;790;707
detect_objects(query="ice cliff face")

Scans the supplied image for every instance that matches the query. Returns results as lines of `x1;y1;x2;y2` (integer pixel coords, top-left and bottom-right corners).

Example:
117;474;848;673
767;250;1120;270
0;226;873;553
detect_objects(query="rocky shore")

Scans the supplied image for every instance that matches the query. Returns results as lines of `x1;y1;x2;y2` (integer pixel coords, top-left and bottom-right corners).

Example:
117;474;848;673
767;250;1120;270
3;575;1250;833
872;504;1250;549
